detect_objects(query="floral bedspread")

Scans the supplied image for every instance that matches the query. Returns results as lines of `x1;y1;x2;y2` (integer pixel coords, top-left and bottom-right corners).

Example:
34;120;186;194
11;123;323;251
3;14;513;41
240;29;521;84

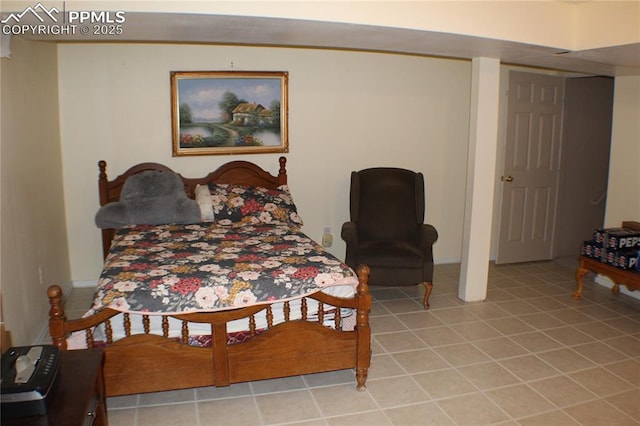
92;223;358;314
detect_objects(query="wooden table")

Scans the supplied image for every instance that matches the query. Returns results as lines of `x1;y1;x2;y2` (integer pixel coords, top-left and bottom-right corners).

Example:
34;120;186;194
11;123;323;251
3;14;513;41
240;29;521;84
574;255;640;298
3;348;107;426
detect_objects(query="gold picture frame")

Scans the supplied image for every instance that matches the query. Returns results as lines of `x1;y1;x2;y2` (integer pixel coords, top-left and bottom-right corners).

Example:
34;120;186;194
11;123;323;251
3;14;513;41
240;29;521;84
171;71;289;156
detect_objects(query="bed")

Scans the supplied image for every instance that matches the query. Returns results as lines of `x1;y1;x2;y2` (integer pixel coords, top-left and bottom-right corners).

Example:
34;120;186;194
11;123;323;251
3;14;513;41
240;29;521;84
47;157;372;397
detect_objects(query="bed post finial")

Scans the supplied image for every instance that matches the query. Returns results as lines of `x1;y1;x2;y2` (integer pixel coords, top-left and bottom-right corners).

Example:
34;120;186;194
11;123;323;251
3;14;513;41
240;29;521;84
98;160;107;178
98;160;109;206
47;285;68;350
278;156;287;182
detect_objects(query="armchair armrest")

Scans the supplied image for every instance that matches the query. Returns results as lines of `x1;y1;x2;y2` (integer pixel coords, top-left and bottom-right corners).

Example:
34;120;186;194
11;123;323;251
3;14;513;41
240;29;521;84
341;221;359;268
418;224;438;251
341;221;358;246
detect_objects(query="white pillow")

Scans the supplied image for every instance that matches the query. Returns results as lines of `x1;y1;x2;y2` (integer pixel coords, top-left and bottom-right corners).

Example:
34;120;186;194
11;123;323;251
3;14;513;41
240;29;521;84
195;184;214;221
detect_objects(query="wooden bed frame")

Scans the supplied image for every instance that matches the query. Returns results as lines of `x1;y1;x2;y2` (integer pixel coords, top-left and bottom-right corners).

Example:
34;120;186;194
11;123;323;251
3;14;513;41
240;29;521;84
47;156;372;397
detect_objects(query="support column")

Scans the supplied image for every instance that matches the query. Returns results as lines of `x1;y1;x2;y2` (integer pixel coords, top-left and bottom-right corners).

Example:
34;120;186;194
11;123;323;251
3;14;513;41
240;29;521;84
459;57;501;302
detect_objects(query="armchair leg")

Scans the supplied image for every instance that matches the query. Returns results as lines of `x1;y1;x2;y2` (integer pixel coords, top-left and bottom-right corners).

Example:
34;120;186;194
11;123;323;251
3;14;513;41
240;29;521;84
422;282;433;309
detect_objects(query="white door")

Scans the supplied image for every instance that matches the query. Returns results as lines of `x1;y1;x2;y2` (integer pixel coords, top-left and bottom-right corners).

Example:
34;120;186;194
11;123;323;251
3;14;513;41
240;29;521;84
496;71;564;264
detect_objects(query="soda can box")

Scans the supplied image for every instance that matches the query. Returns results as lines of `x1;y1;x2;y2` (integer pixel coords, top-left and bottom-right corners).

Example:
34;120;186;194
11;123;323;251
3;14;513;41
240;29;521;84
580;240;600;259
606;229;640;250
594;228;624;245
614;250;640;271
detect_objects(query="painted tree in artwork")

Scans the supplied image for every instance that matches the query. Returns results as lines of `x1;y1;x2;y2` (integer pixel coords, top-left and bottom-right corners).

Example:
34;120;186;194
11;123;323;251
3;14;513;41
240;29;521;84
179;103;193;124
219;91;246;123
269;99;281;131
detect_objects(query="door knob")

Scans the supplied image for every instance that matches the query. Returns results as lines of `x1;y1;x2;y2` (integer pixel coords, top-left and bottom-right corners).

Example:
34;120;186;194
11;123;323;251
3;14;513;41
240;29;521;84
501;175;514;182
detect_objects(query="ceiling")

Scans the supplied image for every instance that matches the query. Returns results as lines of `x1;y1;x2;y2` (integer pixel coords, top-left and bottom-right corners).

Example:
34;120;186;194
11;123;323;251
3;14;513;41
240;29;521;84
12;12;640;76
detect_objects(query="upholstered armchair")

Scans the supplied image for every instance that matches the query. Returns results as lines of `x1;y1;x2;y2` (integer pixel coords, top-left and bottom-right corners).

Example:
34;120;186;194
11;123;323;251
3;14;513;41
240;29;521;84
341;167;438;309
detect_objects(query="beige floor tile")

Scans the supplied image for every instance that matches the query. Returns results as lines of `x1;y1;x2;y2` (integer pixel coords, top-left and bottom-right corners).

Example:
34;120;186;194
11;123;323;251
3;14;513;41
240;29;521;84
548;309;595;325
370;315;409;334
366;376;429;409
251;375;306;394
485;289;519;302
432;343;491;367
485;384;555;419
535;347;596;373
518;312;566;330
108;394;139;409
523;296;568;311
436;392;509;425
367;354;405;380
430;306;480;325
528;375;597;407
574;320;626;340
304;369;356;388
198;396;261;426
412;326;466;347
542;325;596;346
457;361;521;390
461;302;511;320
379;299;424;314
504;286;546;300
448;321;501;341
371;288;411;301
391;348;449;374
326;410;392;426
603;359;640;386
472;337;529;360
384;401;455;426
195;382;252;400
107;408;138;426
311;384;377;417
576;304;623;321
485;317;536;335
499;355;560;381
509;331;565;353
496;300;540;316
138;389;195;406
413;369;476;399
603;335;640;357
572;341;629;364
517;410;581;426
255;390;321;424
604;389;640;421
563;398;639;426
136;403;198;426
395;311;444;329
106;408;136;426
374;331;428;353
568;367;635;397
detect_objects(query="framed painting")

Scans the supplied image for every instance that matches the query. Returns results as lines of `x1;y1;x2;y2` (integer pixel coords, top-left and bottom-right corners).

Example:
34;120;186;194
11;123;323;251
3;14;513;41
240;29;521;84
171;71;289;156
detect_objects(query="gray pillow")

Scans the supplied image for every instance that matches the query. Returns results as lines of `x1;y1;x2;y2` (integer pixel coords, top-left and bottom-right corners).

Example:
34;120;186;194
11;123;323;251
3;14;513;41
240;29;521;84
95;170;201;229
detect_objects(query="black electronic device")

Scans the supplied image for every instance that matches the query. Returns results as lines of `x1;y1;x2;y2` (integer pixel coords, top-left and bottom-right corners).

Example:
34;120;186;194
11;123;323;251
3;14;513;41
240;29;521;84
1;345;60;418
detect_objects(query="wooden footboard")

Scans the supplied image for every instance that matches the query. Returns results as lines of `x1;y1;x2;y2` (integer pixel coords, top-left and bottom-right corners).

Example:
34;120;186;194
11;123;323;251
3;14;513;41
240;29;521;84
48;266;371;397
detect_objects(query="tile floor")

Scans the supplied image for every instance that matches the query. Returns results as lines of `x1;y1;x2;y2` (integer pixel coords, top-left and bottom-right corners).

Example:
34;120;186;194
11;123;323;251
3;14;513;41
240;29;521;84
62;259;640;425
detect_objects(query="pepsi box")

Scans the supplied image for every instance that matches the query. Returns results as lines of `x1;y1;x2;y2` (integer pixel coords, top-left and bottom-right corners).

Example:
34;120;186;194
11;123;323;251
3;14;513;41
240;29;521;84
613;250;640;271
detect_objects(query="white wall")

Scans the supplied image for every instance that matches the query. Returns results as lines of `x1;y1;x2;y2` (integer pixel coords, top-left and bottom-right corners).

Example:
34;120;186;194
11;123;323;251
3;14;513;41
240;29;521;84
1;37;71;345
605;76;640;226
58;44;472;282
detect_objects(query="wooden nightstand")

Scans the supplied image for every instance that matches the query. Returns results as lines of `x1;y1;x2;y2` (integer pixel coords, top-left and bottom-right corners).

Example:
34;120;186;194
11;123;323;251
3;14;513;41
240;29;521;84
4;348;107;426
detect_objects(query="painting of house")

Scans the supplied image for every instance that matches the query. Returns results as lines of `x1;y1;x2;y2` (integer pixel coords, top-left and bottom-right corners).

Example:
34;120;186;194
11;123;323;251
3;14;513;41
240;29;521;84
232;102;265;125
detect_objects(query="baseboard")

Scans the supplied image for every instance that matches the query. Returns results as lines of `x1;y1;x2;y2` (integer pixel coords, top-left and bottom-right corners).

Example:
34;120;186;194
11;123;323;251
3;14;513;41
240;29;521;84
73;280;98;288
435;257;462;265
595;274;640;300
